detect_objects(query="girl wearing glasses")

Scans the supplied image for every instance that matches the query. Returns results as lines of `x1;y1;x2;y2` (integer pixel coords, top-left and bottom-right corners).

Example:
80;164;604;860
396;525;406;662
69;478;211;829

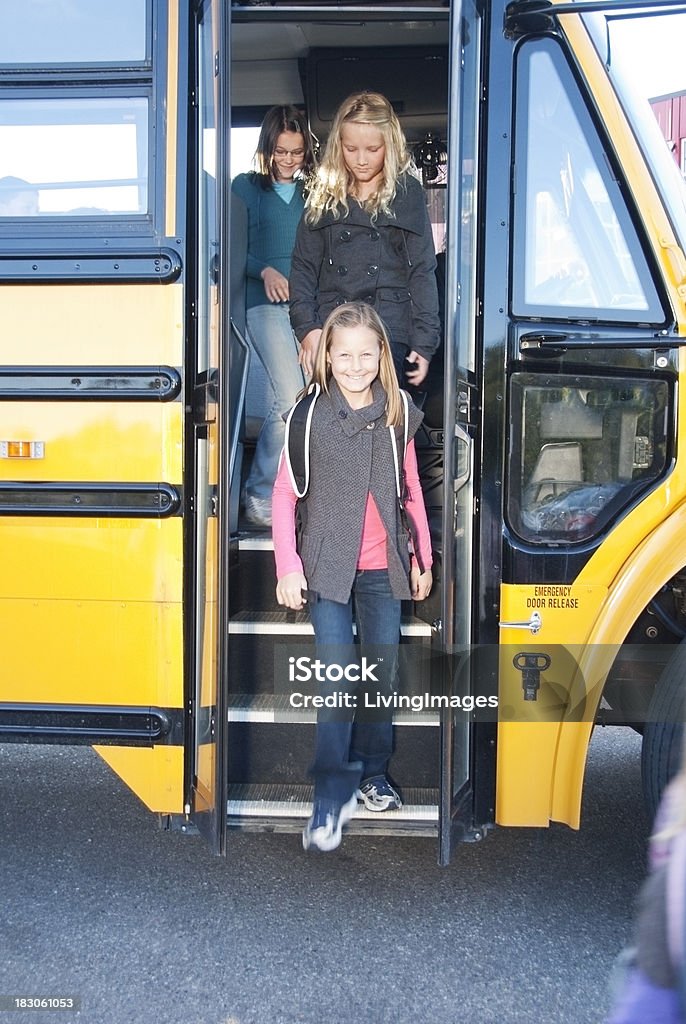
232;105;317;527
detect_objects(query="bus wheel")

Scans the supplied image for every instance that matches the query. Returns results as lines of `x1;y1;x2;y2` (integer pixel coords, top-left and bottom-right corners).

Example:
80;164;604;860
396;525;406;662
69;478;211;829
641;642;685;821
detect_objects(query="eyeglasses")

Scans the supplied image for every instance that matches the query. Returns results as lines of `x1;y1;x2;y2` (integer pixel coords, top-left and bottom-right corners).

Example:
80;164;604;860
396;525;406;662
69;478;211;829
274;148;305;158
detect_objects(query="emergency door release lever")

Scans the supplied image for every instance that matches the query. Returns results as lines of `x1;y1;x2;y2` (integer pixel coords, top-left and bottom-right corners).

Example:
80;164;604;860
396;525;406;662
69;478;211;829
499;611;542;635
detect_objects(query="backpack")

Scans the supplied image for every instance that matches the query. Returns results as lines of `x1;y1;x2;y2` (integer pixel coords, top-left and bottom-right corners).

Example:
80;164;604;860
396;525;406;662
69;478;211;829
282;382;425;574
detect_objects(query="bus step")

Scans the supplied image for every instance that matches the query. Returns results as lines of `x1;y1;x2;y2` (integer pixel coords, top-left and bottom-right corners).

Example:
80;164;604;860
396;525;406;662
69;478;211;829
228;610;433;637
227;783;439;836
227;692;440;726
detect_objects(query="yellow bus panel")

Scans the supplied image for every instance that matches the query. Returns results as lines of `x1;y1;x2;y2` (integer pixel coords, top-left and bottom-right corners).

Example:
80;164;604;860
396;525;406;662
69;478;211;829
0;284;184;367
0;518;182;602
0;403;183;482
94;745;185;814
1;597;182;707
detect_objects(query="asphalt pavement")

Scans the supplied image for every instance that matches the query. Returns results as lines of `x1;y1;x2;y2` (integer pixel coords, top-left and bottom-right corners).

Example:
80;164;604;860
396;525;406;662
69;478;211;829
1;726;649;1024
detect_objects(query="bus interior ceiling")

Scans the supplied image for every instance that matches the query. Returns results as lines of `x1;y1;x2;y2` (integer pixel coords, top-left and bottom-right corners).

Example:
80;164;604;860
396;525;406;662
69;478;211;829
230;9;451;190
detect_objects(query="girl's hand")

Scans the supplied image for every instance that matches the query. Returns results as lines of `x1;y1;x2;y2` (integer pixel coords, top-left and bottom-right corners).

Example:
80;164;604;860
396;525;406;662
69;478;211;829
261;266;290;303
299;329;322;377
405;351;430;386
276;571;308;610
410;566;433;601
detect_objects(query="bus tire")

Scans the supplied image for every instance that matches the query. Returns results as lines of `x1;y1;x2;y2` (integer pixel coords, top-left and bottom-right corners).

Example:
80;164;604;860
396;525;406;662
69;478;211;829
641;641;686;820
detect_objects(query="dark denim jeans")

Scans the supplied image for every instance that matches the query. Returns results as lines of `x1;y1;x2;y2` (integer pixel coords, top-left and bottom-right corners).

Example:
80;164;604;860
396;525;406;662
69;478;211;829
308;569;401;809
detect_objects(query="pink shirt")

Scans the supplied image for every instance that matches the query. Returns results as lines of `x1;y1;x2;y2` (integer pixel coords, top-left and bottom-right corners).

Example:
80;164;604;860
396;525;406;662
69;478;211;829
272;437;433;581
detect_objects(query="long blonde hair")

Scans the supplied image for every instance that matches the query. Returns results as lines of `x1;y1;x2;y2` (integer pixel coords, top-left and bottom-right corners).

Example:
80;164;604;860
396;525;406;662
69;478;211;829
305;92;412;224
308;302;403;427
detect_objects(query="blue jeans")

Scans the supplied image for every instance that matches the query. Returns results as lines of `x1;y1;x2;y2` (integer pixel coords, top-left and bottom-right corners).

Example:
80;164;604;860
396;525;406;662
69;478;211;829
390;341;410;384
245;303;304;499
308;569;401;809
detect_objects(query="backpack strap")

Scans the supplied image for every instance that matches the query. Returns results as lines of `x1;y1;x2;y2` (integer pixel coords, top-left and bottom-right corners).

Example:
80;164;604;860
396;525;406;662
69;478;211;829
390;390;425;575
666;827;686;1012
389;388;409;500
283;382;320;498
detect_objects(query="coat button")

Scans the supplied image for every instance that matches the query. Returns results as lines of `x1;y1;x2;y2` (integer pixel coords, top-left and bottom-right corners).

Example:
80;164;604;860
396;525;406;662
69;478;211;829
369;230;380;241
364;294;374;302
337;265;348;275
367;264;378;275
366;422;375;430
340;230;351;241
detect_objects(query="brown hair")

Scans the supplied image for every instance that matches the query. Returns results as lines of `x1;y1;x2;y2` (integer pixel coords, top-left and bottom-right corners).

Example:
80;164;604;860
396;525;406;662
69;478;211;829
252;105;317;189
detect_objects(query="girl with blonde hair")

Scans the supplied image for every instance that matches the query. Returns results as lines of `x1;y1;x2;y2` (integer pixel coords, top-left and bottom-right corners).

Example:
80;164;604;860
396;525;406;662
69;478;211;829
272;301;433;852
289;92;440;391
308;300;405;427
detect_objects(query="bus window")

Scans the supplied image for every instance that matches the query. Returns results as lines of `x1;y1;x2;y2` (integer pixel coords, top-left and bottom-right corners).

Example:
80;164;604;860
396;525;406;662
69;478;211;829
512;38;663;323
0;96;149;216
0;0;148;66
508;374;670;543
231;127;260;179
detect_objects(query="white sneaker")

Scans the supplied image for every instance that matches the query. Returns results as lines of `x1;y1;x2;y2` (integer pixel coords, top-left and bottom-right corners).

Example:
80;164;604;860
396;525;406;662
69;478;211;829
357;777;402;812
302;793;358;852
244;494;272;527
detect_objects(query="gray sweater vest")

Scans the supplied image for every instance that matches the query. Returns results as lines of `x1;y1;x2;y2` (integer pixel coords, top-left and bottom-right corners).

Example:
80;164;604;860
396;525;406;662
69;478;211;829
298;378;423;603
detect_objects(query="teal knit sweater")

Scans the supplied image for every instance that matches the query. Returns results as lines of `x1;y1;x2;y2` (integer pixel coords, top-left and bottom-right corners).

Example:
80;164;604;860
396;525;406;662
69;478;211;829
231;172;305;310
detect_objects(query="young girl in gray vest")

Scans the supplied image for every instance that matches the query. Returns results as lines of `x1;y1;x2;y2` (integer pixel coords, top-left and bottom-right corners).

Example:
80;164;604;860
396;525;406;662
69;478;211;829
272;301;433;852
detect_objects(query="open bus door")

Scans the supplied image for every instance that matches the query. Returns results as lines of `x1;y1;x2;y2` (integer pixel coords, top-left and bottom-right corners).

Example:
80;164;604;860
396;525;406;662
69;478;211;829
225;1;454;855
170;0;490;861
438;0;489;864
187;0;234;854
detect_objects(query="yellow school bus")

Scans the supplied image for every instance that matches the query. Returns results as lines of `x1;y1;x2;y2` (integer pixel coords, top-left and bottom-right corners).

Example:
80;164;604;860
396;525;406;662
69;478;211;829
2;0;686;862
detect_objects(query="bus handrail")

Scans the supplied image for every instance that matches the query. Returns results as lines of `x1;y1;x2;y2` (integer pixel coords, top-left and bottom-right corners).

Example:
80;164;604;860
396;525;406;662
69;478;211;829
228;316;251;485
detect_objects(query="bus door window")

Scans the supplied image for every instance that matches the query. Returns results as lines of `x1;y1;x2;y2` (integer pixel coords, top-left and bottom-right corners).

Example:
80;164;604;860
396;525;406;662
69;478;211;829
511;38;663;322
507;35;672;545
508;374;670;543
